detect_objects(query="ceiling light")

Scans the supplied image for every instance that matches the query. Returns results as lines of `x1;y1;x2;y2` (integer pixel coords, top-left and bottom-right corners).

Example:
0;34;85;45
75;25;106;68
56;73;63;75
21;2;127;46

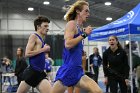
106;17;112;21
105;2;111;6
28;7;34;11
65;0;70;1
43;1;50;5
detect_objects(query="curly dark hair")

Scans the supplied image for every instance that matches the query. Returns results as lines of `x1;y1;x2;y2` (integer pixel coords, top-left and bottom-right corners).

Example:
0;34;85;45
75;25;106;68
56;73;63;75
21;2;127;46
34;16;50;31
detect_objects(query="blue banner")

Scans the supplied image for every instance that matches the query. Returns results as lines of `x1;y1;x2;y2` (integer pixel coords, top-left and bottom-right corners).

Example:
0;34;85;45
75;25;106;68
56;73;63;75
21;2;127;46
88;3;140;41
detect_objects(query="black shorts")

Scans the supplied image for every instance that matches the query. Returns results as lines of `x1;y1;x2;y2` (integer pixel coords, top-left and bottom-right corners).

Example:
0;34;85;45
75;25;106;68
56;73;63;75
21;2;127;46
22;66;47;87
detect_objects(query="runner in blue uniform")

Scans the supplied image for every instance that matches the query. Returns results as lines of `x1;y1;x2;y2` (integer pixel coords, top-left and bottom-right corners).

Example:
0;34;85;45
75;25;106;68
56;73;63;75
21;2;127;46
51;1;102;93
17;16;51;93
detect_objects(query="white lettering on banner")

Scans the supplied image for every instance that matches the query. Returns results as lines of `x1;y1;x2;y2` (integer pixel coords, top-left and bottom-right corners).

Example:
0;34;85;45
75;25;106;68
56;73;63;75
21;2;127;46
91;28;125;37
118;28;125;32
108;30;116;34
101;32;108;35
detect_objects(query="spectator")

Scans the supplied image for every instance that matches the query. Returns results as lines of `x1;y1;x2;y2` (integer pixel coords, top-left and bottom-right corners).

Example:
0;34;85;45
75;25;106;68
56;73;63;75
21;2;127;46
15;47;28;86
44;52;54;82
103;35;130;93
89;47;102;83
125;43;140;93
1;56;13;85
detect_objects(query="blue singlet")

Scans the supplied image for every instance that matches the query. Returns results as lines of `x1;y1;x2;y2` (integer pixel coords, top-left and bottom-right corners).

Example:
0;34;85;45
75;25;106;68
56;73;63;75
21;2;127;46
55;25;84;86
29;33;45;71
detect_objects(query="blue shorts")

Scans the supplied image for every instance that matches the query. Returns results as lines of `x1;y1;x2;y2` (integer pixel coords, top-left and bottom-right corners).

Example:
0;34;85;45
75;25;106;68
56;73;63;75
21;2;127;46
55;65;84;87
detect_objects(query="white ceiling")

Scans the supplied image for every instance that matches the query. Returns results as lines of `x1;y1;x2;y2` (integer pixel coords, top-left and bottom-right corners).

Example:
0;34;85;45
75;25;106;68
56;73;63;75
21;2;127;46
0;0;140;27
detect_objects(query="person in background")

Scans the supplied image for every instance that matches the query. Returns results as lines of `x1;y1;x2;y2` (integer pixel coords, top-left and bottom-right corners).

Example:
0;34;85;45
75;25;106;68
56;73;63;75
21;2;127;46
44;52;54;82
103;35;130;93
125;43;140;93
16;16;51;93
15;47;28;86
89;47;102;83
136;66;140;93
51;1;102;93
82;50;87;73
1;56;13;85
